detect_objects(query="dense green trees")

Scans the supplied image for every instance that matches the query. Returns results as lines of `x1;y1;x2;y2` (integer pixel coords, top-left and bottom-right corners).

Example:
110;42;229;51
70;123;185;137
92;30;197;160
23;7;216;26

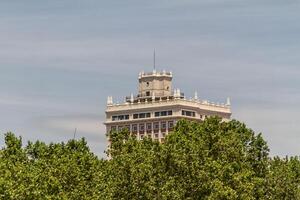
1;117;300;199
0;133;106;199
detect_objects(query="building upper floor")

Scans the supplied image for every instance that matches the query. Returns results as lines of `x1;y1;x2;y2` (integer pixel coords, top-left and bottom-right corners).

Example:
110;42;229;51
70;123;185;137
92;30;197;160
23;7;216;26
105;70;231;124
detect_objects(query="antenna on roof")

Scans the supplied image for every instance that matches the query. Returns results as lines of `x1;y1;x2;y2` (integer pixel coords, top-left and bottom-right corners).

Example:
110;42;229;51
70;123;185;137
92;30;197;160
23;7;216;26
153;49;156;70
73;128;77;140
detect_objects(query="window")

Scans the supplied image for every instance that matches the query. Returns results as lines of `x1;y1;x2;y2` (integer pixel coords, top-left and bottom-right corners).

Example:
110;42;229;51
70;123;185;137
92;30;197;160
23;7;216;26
161;111;167;116
146;123;152;131
118;126;123;131
154;110;173;117
112;114;129;121
153;122;159;133
112;116;118;121
132;124;138;132
139;124;145;132
182;110;196;117
146;91;150;96
133;114;139;119
161;121;167;130
168;121;174;130
133;112;151;119
139;113;145;118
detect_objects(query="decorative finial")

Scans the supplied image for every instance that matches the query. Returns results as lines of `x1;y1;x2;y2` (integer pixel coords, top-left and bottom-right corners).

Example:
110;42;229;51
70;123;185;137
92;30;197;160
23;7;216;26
174;89;178;98
226;97;231;106
194;91;198;100
130;93;134;103
107;96;113;105
152;92;155;101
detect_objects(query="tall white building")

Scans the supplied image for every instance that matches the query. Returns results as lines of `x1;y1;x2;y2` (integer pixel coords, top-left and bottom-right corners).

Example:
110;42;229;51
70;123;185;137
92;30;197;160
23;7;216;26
104;70;231;143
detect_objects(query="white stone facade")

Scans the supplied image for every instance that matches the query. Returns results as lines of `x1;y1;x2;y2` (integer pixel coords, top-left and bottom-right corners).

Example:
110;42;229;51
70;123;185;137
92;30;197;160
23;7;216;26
104;70;231;143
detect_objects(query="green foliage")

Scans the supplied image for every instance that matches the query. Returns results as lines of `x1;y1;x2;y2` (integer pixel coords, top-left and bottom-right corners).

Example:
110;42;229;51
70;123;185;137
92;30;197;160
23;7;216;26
0;133;106;200
1;117;300;199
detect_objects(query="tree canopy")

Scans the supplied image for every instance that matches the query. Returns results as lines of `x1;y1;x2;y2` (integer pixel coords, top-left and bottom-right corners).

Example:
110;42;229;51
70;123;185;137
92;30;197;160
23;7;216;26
1;117;299;199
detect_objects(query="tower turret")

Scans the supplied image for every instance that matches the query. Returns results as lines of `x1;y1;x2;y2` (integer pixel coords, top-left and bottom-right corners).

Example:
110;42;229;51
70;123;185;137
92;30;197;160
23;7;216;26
138;70;172;98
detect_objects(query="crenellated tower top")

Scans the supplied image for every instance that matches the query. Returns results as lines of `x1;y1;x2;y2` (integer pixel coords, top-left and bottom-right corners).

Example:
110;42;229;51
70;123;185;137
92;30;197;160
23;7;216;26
138;70;173;98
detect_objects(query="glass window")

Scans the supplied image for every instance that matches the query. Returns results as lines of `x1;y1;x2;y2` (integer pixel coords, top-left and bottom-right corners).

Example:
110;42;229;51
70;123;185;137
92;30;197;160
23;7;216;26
112;116;118;121
153;122;159;130
133;113;150;119
112;115;129;121
139;124;145;131
132;124;138;132
133;114;139;119
182;110;195;117
139;113;145;118
161;111;167;116
154;110;172;117
168;121;174;129
146;123;152;131
161;121;166;129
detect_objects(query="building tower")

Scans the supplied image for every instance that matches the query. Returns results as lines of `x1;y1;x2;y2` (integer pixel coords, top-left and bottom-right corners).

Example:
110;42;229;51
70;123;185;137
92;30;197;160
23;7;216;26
104;70;231;143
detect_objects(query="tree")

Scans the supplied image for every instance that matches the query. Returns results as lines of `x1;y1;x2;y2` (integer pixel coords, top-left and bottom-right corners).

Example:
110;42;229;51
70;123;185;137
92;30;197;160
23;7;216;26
106;117;271;199
0;133;106;200
1;117;300;199
266;156;300;199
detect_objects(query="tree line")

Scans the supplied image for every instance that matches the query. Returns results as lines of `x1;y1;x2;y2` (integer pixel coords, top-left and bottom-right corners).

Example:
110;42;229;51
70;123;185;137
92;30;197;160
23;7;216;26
1;117;299;199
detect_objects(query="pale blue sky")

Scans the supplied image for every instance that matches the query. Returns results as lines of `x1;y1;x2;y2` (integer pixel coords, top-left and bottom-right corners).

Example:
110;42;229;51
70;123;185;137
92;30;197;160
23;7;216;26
0;0;300;157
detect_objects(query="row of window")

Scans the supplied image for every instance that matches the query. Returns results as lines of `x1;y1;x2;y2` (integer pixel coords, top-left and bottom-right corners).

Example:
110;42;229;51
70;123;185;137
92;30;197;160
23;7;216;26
112;110;173;121
182;110;196;117
112;114;129;121
112;110;209;121
133;112;151;119
111;121;174;133
154;110;173;117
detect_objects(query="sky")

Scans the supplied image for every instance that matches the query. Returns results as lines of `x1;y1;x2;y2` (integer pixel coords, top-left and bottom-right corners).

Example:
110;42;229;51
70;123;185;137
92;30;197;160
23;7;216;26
0;0;300;158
